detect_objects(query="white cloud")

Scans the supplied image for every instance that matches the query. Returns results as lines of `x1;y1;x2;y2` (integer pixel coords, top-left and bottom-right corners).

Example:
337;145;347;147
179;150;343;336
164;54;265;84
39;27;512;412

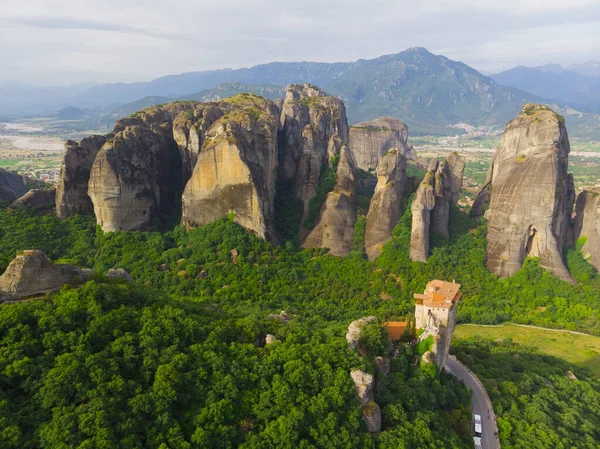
0;0;598;84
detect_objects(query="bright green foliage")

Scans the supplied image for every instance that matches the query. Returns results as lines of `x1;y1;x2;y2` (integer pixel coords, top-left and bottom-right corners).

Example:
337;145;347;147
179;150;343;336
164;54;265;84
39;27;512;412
414;335;434;356
359;322;389;357
453;337;600;448
1;195;600;447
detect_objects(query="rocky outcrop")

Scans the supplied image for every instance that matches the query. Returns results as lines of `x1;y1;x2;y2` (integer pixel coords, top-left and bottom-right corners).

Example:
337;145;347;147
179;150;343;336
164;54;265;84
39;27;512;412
265;334;277;345
364;150;408;260
485;104;574;282
346;316;377;349
172;104;224;183
573;189;600;271
0;250;93;302
350;370;381;433
181;95;280;241
278;84;349;218
471;181;492;217
106;268;133;282
446;152;465;205
88;103;196;232
410;155;464;262
0;168;27;199
11;188;56;209
56;135;108;218
0;186;17;204
349;117;414;171
302;146;357;255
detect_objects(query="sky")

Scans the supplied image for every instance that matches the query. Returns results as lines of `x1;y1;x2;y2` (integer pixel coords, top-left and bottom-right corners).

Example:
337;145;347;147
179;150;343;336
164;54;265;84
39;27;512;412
1;0;599;86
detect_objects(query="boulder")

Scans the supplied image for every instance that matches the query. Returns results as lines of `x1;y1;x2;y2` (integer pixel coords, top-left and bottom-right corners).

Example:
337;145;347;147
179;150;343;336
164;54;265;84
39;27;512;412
278;84;349;219
0;250;92;302
0;168;27;198
56;135;108;218
230;248;239;264
485;104;574;282
302;146;357;255
364;149;408;260
573;189;600;271
106;268;133;282
268;310;290;323
349;117;414;171
265;334;277;345
350;369;375;405
181;95;280;242
346;316;377;349
11;188;56;209
362;400;382;433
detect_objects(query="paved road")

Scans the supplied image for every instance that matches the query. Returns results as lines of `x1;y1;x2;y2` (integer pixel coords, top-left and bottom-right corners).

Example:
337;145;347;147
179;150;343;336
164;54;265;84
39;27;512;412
445;356;499;449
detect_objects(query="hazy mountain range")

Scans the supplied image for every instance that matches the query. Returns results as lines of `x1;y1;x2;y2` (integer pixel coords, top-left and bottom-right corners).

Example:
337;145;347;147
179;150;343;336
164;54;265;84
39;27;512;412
2;48;599;139
491;64;600;112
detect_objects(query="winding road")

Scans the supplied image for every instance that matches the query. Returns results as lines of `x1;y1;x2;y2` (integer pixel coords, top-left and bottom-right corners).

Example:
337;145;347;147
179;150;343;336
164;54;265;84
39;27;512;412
445;356;499;449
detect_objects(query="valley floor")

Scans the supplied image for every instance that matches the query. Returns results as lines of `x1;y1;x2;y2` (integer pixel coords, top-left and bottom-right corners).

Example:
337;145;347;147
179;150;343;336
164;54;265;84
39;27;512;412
454;323;600;376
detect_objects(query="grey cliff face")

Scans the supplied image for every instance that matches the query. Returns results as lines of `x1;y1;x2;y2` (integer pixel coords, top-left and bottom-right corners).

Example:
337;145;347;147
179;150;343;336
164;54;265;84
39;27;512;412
302;146;357;256
0;168;27;199
56;135;108;218
410;155;464;262
485;104;574;282
88;103;191;232
0;250;92;302
172;104;224;184
278;84;349;218
364;150;408;261
573;189;600;272
181;95;280;242
349;117;414;171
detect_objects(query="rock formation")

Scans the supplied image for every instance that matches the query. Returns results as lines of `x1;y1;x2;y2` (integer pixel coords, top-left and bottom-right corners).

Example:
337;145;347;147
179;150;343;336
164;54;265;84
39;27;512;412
410;155;465;262
56;135;108;218
181;95;280;241
172;104;224;183
346;316;377;349
278;84;349;219
364;150;408;260
302;146;357;255
573;189;600;272
106;268;133;282
0;168;27;199
350;370;381;433
11;188;56;209
0;186;17;204
349;117;415;171
0;250;93;302
88;103;194;232
485;104;574;282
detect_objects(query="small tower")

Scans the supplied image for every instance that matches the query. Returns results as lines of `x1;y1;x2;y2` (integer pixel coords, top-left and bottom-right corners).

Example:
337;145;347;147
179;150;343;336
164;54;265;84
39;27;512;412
414;280;461;368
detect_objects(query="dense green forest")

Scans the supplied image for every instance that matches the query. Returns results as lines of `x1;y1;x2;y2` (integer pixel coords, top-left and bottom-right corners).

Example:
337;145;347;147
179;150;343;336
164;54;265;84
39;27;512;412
1;189;600;447
453;337;600;448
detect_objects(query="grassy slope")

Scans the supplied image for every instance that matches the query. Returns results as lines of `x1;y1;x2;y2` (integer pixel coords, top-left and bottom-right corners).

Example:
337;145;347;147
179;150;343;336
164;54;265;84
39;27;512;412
454;323;600;376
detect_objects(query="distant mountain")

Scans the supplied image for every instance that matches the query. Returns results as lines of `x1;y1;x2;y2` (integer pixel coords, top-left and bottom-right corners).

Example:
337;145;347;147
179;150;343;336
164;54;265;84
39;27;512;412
0;82;94;116
491;65;600;112
567;61;600;78
56;106;89;120
180;82;284;102
4;49;600;139
65;48;540;134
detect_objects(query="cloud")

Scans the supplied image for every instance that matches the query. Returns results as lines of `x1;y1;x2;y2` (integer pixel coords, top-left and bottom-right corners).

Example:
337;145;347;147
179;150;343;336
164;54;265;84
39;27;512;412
1;16;186;40
0;0;598;85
